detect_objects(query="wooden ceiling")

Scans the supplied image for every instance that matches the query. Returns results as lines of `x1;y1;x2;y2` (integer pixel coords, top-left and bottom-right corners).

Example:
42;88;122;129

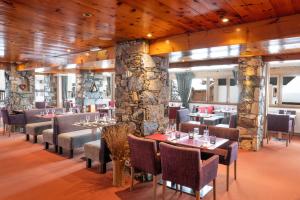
1;0;300;63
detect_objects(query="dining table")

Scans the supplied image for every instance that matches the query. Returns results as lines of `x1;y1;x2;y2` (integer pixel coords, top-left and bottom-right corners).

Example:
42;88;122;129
73;119;116;140
146;131;229;198
188;113;224;125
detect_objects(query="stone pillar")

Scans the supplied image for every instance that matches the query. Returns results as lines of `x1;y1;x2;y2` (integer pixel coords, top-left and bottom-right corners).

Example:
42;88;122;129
237;56;266;151
115;40;169;136
44;74;57;106
5;65;35;110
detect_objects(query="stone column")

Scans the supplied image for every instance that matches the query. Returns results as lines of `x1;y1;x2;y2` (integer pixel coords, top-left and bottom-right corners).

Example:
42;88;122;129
5;65;35;110
237;56;266;151
115;40;169;136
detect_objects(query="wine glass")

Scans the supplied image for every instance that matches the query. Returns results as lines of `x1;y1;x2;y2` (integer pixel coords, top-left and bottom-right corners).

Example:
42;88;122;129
45;109;49;115
86;115;90;123
95;115;99;123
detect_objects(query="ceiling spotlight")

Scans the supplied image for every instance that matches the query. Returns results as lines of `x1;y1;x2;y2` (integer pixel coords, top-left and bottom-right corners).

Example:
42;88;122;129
90;47;102;52
99;36;112;41
67;49;71;52
147;33;152;38
222;17;229;23
85;52;90;56
236;28;241;32
82;12;93;17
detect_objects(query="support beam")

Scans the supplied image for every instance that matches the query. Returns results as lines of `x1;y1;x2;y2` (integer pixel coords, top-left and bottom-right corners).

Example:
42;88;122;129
150;14;300;55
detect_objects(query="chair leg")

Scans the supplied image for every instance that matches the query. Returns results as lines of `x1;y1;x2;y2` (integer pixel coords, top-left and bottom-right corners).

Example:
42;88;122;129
213;179;216;200
162;180;166;200
54;145;58;153
26;134;30;141
3;124;5;135
33;135;37;143
58;147;63;154
86;158;92;168
153;175;157;200
44;142;49;150
226;165;230;191
195;191;200;200
69;149;73;158
99;163;106;174
130;167;134;191
234;160;237;180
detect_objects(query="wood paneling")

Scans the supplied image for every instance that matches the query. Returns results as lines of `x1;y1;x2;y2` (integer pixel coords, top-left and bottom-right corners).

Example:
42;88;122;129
0;0;299;64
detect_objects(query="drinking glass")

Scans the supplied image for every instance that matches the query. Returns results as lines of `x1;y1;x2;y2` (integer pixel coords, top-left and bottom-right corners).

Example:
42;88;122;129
188;131;194;139
194;127;199;135
45;109;49;115
210;135;216;144
86;115;90;123
203;129;209;142
175;132;180;139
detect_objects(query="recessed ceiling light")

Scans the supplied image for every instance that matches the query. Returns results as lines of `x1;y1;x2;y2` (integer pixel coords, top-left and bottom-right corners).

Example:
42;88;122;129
67;49;71;52
90;47;101;52
82;12;93;17
236;28;241;32
85;52;90;56
147;33;152;38
99;36;112;41
222;17;229;23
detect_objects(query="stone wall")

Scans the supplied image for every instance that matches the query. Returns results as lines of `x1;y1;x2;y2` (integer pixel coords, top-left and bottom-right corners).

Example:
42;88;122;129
44;74;57;106
237;56;266;151
115;40;169;136
75;71;112;107
5;65;35;110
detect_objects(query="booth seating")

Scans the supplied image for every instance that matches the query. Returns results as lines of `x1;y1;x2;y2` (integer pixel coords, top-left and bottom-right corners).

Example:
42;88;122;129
1;109;25;136
83;138;111;173
48;112;101;158
25;108;63;143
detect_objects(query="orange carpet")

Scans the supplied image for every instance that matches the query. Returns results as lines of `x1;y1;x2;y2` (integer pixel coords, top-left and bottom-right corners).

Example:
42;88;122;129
1;132;300;200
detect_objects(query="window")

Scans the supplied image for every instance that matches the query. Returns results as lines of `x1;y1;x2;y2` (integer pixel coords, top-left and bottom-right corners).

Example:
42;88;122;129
282;76;300;105
191;78;207;102
170;79;181;101
269;77;278;105
208;78;227;103
229;78;239;103
35;74;45;102
0;70;5;103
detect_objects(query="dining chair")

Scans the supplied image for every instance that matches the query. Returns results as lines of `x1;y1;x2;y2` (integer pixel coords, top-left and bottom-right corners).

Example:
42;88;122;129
208;126;239;191
267;114;290;146
35;101;46;109
278;110;296;140
176;109;198;131
216;114;237;129
128;134;161;200
1;109;25;136
159;142;219;200
180;121;207;135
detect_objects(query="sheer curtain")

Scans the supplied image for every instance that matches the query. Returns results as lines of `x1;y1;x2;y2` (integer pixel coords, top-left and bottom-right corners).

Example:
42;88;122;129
176;72;194;108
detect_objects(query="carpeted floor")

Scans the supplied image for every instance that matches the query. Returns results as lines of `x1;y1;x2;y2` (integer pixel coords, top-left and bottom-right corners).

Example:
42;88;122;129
1;132;300;200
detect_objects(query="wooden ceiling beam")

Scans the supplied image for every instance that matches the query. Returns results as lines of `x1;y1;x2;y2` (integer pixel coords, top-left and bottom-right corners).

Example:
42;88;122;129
149;14;300;55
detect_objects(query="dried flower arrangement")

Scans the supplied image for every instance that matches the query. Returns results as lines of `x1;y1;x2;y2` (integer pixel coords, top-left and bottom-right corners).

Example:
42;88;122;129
102;122;136;161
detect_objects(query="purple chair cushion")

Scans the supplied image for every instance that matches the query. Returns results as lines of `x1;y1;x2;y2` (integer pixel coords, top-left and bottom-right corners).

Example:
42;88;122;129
267;114;289;133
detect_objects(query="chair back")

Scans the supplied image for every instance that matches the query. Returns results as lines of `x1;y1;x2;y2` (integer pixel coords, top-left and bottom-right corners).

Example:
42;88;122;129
1;109;10;124
169;106;180;120
267;114;289;133
160;142;201;190
35;102;46;109
279;110;296;115
229;114;237;128
208;126;239;142
180;122;207;134
128;134;161;175
176;109;190;130
24;108;63;124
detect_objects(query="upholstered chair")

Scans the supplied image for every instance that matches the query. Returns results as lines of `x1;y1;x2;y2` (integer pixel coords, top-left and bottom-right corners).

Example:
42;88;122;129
35;101;46;109
278;110;296;139
180;122;207;135
216;114;237;129
267;114;290;146
1;109;25;136
176;109;198;131
208;126;239;191
128;134;161;200
159;142;219;200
